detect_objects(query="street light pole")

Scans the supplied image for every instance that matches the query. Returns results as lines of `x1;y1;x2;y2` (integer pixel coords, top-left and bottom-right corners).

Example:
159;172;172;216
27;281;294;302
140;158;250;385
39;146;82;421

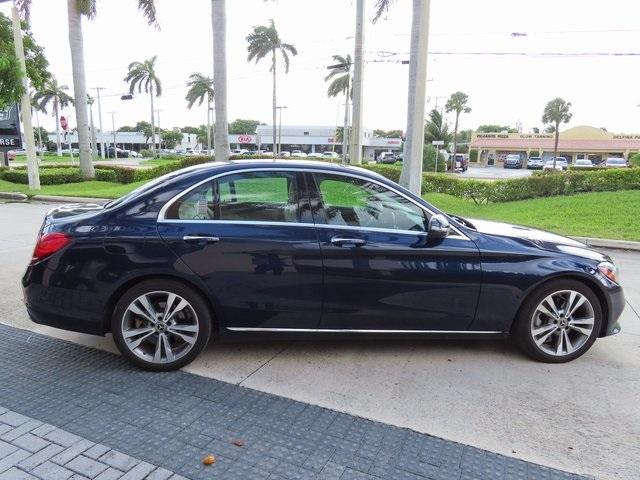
350;0;365;165
94;87;106;159
276;106;287;156
108;111;116;158
155;109;162;150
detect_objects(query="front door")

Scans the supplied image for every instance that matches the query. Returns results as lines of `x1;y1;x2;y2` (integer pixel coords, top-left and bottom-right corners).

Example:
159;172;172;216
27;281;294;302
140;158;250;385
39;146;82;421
158;170;323;330
308;172;482;331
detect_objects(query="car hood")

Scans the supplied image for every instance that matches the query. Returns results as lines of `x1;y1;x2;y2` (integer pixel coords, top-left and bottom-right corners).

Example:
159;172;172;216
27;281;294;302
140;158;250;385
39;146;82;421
466;218;609;261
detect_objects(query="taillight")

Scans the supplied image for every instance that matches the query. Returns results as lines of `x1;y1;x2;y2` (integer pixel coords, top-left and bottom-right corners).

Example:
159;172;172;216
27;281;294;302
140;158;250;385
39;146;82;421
31;232;71;264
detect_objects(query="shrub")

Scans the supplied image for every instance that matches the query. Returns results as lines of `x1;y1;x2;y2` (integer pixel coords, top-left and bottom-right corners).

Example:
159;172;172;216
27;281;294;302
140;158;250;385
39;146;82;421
363;164;401;183
422;145;446;173
1;167;83;185
469;149;478;163
140;149;153;158
630;152;640;168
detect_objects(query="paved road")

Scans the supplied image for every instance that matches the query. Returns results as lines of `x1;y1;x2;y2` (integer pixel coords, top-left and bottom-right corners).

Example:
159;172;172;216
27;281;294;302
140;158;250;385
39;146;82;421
459;165;533;180
1;201;639;479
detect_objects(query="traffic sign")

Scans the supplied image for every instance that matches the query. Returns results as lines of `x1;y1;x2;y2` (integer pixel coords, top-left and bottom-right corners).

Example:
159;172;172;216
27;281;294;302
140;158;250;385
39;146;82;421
432;140;444;146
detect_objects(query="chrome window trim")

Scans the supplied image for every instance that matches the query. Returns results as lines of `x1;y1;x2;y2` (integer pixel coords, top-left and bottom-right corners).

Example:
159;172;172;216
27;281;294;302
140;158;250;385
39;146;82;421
157;167;469;239
226;327;501;334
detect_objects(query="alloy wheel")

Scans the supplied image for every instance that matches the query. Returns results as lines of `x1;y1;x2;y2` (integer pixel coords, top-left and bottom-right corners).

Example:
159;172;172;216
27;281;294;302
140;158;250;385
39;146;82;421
121;291;199;364
530;290;595;357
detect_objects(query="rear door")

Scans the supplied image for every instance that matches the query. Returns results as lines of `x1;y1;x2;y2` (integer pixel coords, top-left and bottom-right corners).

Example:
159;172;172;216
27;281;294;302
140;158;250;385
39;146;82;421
308;171;482;331
158;169;323;331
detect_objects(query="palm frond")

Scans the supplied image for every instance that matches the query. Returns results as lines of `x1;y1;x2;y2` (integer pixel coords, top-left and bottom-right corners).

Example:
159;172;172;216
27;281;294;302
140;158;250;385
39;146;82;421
137;0;158;27
372;0;393;23
77;0;97;19
15;0;31;22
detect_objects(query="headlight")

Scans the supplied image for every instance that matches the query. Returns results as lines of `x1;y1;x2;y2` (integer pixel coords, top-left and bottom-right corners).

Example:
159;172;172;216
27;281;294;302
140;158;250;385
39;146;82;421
598;261;619;284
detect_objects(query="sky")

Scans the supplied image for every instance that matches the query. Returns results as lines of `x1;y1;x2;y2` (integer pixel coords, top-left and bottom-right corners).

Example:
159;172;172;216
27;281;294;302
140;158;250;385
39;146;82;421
3;0;640;135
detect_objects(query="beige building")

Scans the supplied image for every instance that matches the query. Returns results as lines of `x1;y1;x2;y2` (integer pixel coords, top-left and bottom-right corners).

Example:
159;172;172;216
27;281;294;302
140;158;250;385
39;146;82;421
469;125;640;166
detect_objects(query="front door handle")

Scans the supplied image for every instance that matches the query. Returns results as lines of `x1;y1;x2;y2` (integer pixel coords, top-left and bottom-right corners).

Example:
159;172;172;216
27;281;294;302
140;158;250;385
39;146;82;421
330;236;366;247
182;235;220;243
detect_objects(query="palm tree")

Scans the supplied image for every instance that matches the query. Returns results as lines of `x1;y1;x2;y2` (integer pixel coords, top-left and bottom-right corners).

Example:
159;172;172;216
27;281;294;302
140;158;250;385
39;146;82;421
211;0;230;162
424;109;451;148
32;78;73;157
124;56;161;155
17;0;157;178
186;73;214;154
542;98;572;169
246;19;297;155
445;91;471;170
325;54;352;160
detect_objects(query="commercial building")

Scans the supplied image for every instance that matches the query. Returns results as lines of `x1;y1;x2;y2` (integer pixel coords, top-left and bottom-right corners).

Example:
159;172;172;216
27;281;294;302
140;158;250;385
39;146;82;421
47;131;198;152
469;125;640;166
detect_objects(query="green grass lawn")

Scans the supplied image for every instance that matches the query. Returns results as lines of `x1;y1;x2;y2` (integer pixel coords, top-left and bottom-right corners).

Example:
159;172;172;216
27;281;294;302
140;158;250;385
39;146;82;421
1;176;638;241
427;190;640;241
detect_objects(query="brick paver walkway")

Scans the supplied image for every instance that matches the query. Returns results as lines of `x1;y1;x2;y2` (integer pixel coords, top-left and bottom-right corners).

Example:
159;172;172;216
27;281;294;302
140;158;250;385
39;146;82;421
0;324;592;480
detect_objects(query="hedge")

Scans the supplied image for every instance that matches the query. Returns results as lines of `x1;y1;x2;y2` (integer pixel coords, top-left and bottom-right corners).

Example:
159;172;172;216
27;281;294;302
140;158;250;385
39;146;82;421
0;167;117;185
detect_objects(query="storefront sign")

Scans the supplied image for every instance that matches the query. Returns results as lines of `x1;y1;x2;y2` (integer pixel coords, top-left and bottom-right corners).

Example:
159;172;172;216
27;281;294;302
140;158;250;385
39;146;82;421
0;104;22;149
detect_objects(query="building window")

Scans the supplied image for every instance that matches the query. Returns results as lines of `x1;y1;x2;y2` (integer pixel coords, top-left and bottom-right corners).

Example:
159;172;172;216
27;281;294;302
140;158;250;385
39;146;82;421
303;131;309;136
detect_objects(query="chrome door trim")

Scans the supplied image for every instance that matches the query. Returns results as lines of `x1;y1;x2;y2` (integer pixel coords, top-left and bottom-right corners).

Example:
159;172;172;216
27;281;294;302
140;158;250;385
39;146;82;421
226;327;502;334
156;166;469;239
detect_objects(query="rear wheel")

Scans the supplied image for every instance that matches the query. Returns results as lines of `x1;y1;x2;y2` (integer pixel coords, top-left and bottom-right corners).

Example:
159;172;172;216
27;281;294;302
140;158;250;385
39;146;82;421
514;279;602;363
111;279;212;371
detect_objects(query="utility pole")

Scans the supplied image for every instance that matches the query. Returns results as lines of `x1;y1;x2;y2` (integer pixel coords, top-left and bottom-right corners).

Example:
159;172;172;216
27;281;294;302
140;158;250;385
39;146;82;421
400;0;431;195
87;96;97;157
94;87;106;159
276;106;287;155
350;0;365;165
108;112;116;158
9;0;39;189
155;109;162;150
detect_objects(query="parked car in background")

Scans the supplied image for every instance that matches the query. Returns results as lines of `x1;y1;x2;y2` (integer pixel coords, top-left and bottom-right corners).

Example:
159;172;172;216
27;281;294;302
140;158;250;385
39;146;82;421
123;150;141;158
107;147;129;158
307;152;323;158
291;150;307;158
232;149;248;155
395;152;403;161
574;159;593;168
605;157;628;168
504;154;523;169
542;160;564;171
279;151;291;158
527;156;544;169
377;152;397;164
322;151;340;160
549;157;569;170
23;160;624;370
448;153;468;171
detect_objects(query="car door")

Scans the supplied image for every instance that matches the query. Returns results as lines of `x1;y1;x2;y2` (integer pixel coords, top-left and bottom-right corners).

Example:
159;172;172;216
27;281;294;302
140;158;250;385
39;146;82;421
157;169;323;331
308;171;482;331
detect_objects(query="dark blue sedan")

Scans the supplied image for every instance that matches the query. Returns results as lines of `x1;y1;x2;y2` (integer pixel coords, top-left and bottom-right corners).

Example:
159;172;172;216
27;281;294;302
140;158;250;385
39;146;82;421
23;160;624;370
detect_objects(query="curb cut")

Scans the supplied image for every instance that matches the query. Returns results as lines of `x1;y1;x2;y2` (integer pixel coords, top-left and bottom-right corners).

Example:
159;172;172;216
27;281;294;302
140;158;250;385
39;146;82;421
31;194;109;204
571;236;640;252
0;192;28;201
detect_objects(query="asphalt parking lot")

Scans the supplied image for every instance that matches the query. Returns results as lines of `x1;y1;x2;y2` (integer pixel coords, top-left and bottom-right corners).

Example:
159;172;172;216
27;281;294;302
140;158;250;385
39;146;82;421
1;201;639;479
459;164;534;180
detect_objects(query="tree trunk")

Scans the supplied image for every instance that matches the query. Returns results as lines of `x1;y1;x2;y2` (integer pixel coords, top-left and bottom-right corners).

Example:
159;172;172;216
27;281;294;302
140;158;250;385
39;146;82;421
452;111;459;171
211;0;230;161
206;96;212;155
54;98;62;156
553;121;559;168
272;48;277;155
350;0;365;165
399;0;431;193
342;75;350;164
67;0;94;179
150;85;156;155
11;3;39;188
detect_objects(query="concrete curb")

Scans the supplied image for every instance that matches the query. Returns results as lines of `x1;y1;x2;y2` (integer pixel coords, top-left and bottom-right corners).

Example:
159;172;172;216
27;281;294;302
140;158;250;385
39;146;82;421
30;194;109;204
0;192;28;201
571;236;640;252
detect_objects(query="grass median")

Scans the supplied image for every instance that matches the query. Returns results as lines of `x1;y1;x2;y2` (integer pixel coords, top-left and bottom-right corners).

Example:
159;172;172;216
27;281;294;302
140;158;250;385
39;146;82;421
1;178;638;241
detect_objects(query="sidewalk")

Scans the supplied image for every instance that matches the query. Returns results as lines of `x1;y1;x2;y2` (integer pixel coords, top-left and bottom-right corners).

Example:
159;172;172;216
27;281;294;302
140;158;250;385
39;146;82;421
0;323;591;480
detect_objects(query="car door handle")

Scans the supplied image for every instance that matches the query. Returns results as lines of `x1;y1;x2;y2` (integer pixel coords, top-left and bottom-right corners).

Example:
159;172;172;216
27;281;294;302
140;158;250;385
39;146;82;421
182;235;220;243
330;236;366;247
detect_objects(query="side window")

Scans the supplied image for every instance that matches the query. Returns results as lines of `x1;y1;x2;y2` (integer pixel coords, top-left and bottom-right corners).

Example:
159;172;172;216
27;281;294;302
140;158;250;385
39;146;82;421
164;171;301;223
313;173;429;232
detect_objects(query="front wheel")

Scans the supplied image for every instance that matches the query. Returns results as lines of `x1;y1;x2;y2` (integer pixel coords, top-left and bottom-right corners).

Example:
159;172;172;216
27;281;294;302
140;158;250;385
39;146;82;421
513;279;602;363
111;279;212;371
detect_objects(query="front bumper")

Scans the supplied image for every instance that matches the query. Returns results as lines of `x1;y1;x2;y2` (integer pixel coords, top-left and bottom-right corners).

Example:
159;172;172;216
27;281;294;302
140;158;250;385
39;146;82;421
601;284;625;337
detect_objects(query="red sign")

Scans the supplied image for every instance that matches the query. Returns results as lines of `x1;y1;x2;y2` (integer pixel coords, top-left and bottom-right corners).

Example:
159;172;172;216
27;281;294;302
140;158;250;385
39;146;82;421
60;116;68;131
237;134;253;143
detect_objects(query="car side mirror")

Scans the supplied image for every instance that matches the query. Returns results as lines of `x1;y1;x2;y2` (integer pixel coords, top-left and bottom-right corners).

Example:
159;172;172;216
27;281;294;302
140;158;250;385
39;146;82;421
428;214;450;241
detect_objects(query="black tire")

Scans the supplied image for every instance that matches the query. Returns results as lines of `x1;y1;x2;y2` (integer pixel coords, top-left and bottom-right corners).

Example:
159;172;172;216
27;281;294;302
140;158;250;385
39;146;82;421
111;279;212;371
513;279;602;363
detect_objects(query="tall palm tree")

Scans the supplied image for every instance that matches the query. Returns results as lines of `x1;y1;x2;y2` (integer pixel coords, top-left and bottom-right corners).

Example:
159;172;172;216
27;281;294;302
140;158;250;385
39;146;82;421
124;56;161;154
424;109;451;148
246;19;297;155
211;0;230;162
325;54;352;160
17;0;158;178
542;98;572;169
445;91;471;170
374;0;431;194
185;73;214;154
32;78;73;157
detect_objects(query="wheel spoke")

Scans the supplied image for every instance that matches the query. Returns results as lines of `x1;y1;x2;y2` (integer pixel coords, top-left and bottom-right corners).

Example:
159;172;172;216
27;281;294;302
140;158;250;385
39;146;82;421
565;292;586;317
165;299;190;324
570;316;594;326
563;330;575;354
537;297;559;319
555;329;564;355
161;333;175;362
162;293;177;322
167;324;198;333
153;334;163;362
138;294;158;320
569;317;594;336
123;327;154;339
168;329;197;345
128;330;155;350
533;324;557;346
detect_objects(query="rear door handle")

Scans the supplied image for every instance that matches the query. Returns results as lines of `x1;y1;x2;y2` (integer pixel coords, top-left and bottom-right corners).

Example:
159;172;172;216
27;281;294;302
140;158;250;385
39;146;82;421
182;235;220;243
330;236;366;247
